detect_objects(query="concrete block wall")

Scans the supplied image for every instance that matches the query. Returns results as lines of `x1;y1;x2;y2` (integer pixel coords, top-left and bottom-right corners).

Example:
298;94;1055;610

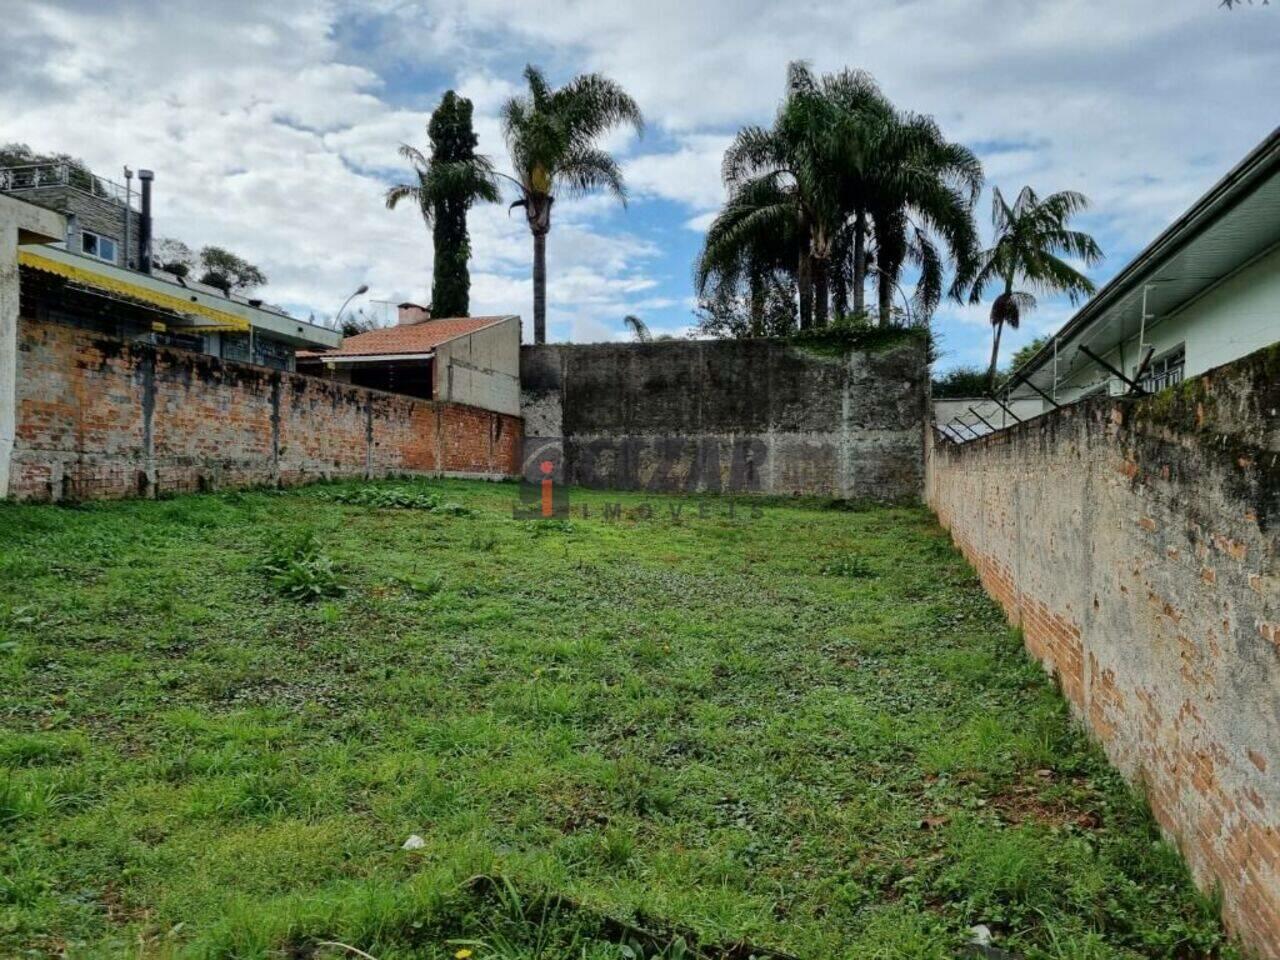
926;345;1280;958
7;316;521;501
521;336;928;500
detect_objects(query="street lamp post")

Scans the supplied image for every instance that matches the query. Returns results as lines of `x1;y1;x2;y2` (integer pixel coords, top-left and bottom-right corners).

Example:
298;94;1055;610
334;284;370;330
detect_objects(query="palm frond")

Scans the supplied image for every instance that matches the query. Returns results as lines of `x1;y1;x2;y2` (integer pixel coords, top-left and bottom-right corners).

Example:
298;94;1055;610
557;147;626;202
555;72;644;146
622;314;652;342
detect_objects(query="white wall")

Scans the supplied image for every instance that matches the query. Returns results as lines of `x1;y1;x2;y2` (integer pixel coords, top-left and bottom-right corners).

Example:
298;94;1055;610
1046;244;1280;404
433;316;521;416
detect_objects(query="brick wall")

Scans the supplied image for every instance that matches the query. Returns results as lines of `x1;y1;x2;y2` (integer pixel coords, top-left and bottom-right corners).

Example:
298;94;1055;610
8;316;521;501
927;345;1280;958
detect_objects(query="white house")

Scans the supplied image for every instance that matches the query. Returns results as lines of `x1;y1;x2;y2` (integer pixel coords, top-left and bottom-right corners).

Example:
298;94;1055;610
939;127;1280;440
1004;127;1280;414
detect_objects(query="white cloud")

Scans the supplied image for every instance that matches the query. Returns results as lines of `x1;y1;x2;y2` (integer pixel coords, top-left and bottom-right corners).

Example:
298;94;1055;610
1;0;1275;353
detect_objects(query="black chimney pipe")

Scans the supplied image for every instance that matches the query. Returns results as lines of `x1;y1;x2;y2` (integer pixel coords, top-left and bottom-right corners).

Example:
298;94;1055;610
138;169;154;273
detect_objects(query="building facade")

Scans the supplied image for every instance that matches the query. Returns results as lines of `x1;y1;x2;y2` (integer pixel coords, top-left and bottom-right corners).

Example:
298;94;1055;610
938;128;1280;441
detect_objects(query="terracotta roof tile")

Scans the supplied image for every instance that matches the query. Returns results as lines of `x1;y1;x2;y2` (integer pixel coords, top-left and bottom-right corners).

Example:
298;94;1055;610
298;316;513;359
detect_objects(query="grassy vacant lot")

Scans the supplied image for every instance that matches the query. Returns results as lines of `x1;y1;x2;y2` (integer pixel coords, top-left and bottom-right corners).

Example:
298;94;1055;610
0;480;1231;960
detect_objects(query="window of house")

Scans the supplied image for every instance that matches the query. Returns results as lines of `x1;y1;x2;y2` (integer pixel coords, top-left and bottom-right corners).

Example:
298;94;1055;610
1138;344;1185;393
81;231;118;264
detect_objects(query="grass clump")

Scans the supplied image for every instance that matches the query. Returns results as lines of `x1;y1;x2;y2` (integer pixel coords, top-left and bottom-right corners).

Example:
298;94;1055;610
257;530;345;601
820;555;876;578
328;485;443;509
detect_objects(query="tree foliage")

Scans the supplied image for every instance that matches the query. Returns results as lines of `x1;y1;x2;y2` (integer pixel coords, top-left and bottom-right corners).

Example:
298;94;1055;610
197;246;267;295
931;365;991;398
697;63;980;337
695;273;799;339
386;91;499;318
622;314;652;343
153;238;196;278
1009;334;1051;373
0;143;100;192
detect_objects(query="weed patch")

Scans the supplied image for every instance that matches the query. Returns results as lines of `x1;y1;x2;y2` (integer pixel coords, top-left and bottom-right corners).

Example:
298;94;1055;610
257;530;346;601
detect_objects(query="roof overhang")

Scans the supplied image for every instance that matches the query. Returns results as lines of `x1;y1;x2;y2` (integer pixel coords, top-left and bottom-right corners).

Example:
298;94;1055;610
1008;127;1280;396
18;244;341;349
314;352;436;364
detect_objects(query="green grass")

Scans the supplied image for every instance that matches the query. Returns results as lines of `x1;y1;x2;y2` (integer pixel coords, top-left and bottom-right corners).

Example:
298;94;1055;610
0;480;1232;959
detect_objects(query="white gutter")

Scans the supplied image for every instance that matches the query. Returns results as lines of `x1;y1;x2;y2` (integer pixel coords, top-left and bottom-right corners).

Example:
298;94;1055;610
321;352;436;364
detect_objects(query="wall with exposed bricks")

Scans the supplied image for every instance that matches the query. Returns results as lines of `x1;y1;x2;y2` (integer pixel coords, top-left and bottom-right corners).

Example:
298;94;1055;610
7;316;520;501
927;344;1280;958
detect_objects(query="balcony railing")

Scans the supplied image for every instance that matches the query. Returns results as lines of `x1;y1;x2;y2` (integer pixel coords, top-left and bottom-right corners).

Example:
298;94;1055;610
0;162;138;210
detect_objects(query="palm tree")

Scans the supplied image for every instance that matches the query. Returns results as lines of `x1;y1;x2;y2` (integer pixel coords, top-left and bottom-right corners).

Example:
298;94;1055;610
622;314;652;342
695;176;804;333
500;65;643;343
713;64;979;330
819;68;896;318
385;95;500;317
969;186;1103;390
722;63;892;329
864;111;983;326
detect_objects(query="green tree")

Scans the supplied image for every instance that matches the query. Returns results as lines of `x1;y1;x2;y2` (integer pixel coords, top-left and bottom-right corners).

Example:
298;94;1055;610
968;186;1102;390
153;237;196;278
1008;334;1051;374
721;63;883;329
694;176;804;336
386;91;499;318
197;246;267;295
695;271;798;339
0;143;99;193
864;112;982;327
701;64;980;331
500;65;643;344
622;314;651;342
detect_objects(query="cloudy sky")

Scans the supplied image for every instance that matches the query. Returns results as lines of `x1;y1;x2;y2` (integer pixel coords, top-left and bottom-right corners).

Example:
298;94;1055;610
3;0;1275;369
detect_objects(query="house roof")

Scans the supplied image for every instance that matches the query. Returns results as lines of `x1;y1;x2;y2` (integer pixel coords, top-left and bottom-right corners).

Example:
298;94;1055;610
1006;125;1280;397
298;316;514;361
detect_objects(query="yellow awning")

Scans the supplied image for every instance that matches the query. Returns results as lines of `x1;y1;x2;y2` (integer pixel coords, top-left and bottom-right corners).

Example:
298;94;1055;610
19;249;251;334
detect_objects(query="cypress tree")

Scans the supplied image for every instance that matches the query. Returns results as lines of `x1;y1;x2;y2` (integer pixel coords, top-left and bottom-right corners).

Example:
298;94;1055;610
427;91;480;317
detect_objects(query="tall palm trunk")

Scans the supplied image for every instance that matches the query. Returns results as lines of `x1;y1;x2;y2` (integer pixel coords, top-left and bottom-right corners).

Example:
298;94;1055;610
798;253;808;332
831;268;848;320
852;208;867;317
532;229;547;343
797;251;813;331
986;320;1005;393
812;256;829;328
877;270;893;327
526;194;553;344
749;270;765;336
986;278;1013;391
